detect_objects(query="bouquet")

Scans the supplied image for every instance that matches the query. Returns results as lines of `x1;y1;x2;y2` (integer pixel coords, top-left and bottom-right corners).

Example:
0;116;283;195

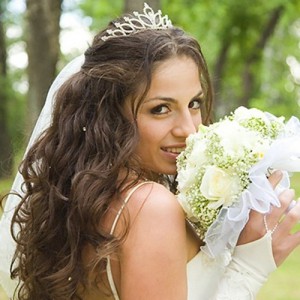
176;106;300;258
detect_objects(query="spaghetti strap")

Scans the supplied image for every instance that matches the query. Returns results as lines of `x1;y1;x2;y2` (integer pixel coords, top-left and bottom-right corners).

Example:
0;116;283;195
107;181;153;300
110;181;153;234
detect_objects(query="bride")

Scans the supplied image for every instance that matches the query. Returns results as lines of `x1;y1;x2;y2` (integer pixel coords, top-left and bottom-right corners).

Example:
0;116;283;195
1;4;299;299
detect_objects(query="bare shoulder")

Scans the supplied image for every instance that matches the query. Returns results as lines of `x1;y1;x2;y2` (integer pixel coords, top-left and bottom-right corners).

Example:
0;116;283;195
126;181;185;224
123;181;186;250
120;182;188;298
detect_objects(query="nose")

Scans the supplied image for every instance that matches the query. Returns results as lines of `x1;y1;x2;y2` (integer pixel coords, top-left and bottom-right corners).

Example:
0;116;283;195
172;111;199;138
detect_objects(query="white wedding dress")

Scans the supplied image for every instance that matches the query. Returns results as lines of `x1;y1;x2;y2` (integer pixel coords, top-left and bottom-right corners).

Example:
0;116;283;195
188;232;276;300
105;182;276;300
0;55;276;300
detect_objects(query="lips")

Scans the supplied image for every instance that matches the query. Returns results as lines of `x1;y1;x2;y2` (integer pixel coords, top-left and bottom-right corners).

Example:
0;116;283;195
161;147;185;154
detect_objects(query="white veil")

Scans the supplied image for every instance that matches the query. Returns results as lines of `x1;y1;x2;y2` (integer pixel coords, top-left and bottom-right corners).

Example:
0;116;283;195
0;54;85;298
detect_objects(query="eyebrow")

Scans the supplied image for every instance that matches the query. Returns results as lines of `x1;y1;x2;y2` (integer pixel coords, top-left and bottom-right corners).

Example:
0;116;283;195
144;90;204;103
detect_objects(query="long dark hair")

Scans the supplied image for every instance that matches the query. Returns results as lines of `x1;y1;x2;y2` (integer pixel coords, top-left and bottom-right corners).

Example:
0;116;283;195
10;13;213;300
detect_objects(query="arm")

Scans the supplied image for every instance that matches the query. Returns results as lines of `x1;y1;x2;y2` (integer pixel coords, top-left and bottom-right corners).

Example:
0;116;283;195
120;183;188;300
212;172;300;300
211;233;276;300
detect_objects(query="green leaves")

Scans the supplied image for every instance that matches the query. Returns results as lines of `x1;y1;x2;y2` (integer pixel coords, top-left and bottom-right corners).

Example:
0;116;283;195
76;0;300;119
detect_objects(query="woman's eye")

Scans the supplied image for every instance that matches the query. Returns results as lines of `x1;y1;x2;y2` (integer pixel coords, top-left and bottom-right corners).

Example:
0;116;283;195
150;105;170;115
189;99;202;110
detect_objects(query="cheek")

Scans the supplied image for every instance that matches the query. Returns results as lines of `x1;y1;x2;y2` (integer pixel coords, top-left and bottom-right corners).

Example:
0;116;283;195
137;117;160;143
138;126;158;146
193;114;202;129
136;123;164;159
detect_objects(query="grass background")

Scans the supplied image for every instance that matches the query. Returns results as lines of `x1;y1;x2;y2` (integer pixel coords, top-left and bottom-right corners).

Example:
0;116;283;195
256;172;300;300
0;173;299;299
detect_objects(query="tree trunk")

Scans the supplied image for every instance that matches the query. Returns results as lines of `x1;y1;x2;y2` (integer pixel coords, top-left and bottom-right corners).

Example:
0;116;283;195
26;0;62;132
0;0;13;178
240;5;284;107
124;0;160;13
212;37;232;117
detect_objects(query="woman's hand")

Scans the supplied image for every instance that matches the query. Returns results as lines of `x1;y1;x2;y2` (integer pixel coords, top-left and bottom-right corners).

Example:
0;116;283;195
237;170;300;266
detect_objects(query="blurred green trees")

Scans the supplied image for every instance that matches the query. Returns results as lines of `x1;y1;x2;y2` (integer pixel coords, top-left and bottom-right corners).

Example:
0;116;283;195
1;0;300;178
80;0;300;119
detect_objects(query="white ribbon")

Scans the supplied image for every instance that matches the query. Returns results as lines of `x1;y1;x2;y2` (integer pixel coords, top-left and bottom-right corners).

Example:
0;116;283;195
202;117;300;258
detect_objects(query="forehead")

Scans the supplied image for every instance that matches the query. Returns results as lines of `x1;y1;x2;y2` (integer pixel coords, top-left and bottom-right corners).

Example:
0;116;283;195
145;55;202;100
126;55;202;115
152;55;200;76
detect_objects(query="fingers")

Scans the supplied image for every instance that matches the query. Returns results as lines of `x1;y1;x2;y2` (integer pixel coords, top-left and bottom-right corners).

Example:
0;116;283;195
238;188;294;245
239;171;296;250
276;199;300;235
289;231;300;250
239;170;300;266
271;201;300;266
272;230;300;266
267;170;283;189
265;189;295;230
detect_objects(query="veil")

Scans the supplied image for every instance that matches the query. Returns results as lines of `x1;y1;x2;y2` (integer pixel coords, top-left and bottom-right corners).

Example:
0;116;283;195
0;54;85;298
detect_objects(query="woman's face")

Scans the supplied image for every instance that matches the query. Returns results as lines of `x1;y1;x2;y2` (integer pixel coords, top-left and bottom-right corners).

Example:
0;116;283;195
135;55;203;175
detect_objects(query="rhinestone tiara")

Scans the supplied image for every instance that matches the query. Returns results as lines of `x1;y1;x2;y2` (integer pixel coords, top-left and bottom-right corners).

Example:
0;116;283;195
101;3;173;41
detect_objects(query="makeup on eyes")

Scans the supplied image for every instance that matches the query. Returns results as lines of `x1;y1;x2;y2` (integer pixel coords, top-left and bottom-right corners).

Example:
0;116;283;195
143;90;204;115
144;90;204;104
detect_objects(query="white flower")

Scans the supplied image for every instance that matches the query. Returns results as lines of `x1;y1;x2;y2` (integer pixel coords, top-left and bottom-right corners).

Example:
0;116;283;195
200;166;240;209
251;138;270;160
176;106;300;247
187;137;207;168
234;106;270;124
214;120;259;158
176;167;198;191
177;193;197;221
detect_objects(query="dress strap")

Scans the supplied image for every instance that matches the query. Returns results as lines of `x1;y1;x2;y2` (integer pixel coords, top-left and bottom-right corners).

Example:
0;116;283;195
107;259;120;300
109;181;152;235
107;181;153;300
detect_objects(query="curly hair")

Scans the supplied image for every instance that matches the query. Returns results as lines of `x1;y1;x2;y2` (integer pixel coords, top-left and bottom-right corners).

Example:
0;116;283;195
10;14;213;300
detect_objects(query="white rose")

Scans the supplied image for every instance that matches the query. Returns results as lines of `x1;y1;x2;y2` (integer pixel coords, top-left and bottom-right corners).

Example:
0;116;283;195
234;106;270;124
200;166;240;209
214;120;254;157
187;136;207;168
177;167;198;192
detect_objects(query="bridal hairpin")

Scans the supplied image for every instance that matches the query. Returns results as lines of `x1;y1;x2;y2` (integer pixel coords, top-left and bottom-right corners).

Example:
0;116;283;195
101;3;173;41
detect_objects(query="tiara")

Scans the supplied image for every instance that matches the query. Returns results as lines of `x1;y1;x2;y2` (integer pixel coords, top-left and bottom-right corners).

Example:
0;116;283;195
101;3;173;41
